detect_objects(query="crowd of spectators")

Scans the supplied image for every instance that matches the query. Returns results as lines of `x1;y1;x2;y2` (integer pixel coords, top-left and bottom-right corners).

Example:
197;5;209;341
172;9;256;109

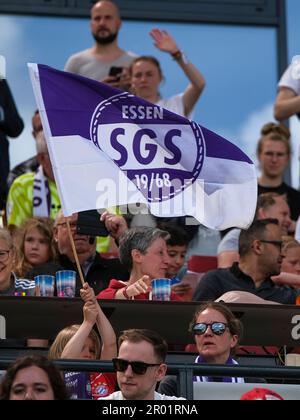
1;0;300;400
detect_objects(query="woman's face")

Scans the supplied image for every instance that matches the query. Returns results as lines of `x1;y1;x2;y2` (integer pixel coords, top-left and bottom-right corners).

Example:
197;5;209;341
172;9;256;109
194;308;237;364
0;238;14;291
131;60;162;100
135;237;170;280
24;227;51;267
9;366;55;400
281;246;300;275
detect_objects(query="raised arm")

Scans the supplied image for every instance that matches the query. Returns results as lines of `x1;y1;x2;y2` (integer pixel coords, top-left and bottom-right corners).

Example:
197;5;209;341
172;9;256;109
80;283;117;360
61;301;98;359
150;28;205;117
274;87;300;121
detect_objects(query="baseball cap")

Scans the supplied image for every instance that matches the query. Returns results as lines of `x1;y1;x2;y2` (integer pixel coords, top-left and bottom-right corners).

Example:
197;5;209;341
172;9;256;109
240;388;284;400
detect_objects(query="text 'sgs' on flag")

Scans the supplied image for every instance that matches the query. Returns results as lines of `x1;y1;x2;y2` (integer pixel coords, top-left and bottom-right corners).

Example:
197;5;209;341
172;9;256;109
28;64;257;230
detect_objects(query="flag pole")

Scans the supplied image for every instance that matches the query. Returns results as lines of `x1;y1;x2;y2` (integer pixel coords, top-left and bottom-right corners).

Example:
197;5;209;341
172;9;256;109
66;218;85;287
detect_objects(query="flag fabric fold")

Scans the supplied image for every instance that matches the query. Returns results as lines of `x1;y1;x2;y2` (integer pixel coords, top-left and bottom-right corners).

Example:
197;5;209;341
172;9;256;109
28;63;257;230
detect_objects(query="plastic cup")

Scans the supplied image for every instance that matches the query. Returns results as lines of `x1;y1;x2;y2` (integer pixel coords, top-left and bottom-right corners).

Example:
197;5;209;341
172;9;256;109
34;275;55;297
56;270;76;298
151;278;171;301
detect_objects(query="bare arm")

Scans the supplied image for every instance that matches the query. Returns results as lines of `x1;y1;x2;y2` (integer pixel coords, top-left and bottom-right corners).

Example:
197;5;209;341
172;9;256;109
80;283;117;360
150;28;205;117
61;301;97;359
274;87;300;120
115;275;152;300
272;272;300;288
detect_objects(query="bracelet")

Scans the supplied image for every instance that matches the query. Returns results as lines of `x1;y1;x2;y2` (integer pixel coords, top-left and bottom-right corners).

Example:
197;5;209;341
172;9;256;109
171;50;182;61
171;50;189;65
122;287;130;300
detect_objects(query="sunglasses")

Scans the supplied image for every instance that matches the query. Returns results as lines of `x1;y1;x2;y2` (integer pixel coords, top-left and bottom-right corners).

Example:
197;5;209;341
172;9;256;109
112;358;161;375
192;322;229;336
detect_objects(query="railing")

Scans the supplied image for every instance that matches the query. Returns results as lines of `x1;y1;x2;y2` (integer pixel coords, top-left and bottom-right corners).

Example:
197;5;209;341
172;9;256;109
1;358;300;400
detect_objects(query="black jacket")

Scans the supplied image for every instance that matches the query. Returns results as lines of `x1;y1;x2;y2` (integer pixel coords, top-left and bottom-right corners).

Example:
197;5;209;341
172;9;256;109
0;80;24;209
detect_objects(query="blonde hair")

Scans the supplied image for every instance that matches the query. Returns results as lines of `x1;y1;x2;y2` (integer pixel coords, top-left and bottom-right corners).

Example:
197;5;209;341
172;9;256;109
15;217;57;278
0;228;14;250
48;325;101;360
282;237;300;257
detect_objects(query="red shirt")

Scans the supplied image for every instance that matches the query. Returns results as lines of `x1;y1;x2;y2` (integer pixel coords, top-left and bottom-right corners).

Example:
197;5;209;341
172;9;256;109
97;279;182;301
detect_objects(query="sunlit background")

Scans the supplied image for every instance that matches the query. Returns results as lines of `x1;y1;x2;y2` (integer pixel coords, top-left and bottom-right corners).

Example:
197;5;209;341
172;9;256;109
0;0;299;186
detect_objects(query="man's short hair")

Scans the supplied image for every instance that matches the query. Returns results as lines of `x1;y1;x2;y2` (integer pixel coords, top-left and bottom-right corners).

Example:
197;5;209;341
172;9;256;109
255;192;286;217
119;227;169;271
118;329;168;363
239;219;279;257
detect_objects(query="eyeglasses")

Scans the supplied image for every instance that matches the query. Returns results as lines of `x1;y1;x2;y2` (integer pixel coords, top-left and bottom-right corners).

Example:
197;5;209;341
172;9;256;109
0;250;11;263
260;240;283;251
112;358;161;375
192;322;229;336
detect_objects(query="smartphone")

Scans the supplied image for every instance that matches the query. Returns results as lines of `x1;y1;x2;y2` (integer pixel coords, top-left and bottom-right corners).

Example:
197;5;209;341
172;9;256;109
76;210;109;237
109;66;123;78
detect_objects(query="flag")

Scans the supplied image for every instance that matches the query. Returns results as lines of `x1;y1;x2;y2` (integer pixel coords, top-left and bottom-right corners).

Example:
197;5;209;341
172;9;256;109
28;63;257;230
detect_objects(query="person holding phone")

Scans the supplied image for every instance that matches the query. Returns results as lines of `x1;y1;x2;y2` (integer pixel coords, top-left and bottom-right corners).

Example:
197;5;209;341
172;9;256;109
130;28;205;118
64;1;136;89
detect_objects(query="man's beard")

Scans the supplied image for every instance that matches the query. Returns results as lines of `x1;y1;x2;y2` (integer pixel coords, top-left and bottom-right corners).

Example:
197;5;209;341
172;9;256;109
93;31;118;45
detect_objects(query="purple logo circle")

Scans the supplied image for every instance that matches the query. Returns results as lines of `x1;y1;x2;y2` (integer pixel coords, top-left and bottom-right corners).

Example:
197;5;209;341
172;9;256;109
90;93;205;203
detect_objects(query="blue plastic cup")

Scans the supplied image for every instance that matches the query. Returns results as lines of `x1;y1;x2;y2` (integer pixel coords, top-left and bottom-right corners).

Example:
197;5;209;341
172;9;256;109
151;278;171;301
56;270;76;298
34;275;55;297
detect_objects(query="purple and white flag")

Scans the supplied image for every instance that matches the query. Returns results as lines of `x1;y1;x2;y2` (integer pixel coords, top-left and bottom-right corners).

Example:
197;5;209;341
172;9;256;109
28;63;257;229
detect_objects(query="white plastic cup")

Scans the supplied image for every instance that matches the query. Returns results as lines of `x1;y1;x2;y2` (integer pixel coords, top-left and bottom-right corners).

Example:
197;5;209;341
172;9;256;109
56;270;76;297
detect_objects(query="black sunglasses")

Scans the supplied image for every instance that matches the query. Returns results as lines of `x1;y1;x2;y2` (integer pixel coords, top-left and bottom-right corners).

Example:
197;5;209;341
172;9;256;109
260;239;283;250
192;322;228;336
112;358;161;375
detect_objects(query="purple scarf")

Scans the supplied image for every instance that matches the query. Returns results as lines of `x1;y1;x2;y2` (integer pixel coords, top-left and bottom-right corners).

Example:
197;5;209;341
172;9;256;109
194;355;244;383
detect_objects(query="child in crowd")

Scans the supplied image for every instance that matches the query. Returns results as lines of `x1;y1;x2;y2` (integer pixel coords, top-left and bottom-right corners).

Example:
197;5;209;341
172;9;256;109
272;237;300;288
49;283;116;399
14;217;57;278
158;223;193;299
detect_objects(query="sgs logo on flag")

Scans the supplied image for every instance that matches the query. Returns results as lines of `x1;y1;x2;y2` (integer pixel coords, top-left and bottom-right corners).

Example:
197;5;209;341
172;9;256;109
90;92;205;203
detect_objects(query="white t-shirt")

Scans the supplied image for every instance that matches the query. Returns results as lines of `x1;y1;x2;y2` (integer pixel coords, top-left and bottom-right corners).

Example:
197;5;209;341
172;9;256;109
278;63;300;95
100;391;186;400
157;93;194;119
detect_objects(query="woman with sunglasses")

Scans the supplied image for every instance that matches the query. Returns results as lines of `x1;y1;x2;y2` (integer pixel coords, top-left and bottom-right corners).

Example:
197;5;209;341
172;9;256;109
159;302;264;396
0;227;35;296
